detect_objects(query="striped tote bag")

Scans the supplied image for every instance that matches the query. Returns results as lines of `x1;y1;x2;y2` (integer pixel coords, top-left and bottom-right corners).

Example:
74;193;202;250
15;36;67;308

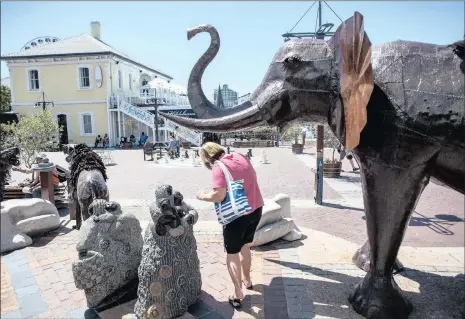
214;160;252;225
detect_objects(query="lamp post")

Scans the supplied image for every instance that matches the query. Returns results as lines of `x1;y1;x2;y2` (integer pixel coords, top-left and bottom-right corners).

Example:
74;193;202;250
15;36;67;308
152;97;166;158
35;92;54;111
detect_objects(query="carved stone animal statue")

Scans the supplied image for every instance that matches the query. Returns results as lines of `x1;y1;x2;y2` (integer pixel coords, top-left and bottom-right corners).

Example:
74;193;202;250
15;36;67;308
65;144;109;229
134;184;201;319
72;199;143;309
162;12;465;319
0;146;20;202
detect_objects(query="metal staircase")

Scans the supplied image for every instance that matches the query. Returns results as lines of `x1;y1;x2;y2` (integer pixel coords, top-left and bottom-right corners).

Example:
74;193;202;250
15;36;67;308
118;99;201;146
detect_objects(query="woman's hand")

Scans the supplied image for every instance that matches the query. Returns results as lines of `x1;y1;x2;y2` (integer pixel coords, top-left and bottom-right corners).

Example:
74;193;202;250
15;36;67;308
196;188;227;203
196;191;206;201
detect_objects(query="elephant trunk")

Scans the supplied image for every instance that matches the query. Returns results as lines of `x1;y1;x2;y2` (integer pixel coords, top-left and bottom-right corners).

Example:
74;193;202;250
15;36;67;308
186;24;258;119
161;104;265;132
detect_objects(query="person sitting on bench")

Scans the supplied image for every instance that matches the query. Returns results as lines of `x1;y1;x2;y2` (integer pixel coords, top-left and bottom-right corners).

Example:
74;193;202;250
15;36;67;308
95;135;103;148
14;156;60;198
139;132;148;146
129;134;136;146
103;133;110;148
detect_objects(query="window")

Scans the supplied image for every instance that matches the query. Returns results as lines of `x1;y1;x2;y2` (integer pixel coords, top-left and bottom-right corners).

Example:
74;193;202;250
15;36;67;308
28;69;40;91
129;74;132;90
79;112;94;136
118;70;122;89
79;67;90;88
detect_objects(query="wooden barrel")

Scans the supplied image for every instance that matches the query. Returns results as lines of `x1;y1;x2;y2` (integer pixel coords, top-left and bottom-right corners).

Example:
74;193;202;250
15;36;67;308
323;162;342;178
291;144;304;154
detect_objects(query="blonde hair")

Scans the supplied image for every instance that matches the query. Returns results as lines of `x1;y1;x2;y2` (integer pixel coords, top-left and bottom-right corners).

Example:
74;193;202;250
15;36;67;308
200;142;225;169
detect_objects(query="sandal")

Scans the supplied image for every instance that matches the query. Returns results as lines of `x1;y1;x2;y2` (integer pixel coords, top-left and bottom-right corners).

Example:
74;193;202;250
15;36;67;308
228;296;242;308
243;281;253;290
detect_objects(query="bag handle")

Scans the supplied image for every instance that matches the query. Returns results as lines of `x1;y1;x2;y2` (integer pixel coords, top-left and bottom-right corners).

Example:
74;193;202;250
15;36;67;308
215;160;239;215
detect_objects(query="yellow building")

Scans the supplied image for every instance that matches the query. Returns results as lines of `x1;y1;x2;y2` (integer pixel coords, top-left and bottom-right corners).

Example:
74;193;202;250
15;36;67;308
1;22;201;147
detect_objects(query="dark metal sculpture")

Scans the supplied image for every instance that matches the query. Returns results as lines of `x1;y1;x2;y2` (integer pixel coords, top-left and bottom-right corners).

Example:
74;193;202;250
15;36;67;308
65;144;109;230
162;12;465;319
0;146;20;202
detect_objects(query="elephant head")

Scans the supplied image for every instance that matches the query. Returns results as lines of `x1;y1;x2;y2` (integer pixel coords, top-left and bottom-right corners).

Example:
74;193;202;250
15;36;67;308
162;12;374;151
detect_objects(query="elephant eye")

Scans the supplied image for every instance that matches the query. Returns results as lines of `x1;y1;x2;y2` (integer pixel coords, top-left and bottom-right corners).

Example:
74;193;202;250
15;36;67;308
284;56;302;65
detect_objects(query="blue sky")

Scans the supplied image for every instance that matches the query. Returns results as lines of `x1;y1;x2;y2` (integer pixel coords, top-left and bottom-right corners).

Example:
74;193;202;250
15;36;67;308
1;1;464;97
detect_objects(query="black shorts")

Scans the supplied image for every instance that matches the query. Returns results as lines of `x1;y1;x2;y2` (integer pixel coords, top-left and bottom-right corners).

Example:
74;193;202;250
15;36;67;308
223;207;263;254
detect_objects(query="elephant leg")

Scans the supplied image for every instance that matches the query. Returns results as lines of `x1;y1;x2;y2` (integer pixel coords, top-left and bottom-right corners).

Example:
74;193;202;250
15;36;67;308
353;241;404;273
349;157;429;319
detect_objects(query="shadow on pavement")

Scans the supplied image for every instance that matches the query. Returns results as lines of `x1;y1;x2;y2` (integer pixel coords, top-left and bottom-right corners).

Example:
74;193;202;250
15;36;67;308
322;202;365;212
362;210;464;235
263;258;465;319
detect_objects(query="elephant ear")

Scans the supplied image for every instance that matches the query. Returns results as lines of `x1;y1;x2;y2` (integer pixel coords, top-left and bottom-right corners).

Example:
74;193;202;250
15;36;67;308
327;12;374;151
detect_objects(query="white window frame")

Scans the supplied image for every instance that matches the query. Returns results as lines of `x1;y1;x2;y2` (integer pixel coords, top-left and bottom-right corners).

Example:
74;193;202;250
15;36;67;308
76;65;92;90
26;68;41;91
79;112;95;136
128;73;133;91
118;69;123;89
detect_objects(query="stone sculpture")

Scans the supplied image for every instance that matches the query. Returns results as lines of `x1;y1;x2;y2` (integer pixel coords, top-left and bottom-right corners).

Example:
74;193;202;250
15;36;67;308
251;194;302;247
162;13;465;318
1;198;60;253
0;145;20;202
134;185;201;319
65;144;109;229
72;199;143;309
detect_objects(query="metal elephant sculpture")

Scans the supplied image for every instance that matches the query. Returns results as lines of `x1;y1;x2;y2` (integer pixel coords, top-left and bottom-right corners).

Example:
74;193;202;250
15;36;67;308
163;12;465;319
65;144;109;230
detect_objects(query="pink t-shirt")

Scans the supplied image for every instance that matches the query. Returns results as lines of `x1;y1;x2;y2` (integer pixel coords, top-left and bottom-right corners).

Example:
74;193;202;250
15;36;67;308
212;153;264;212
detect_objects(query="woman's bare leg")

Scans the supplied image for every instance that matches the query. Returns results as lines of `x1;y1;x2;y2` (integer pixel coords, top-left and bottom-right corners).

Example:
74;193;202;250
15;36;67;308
240;244;252;287
226;253;244;299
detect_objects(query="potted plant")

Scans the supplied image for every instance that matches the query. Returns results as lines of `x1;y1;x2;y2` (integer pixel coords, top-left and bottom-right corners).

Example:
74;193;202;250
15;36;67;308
323;124;342;178
282;123;304;154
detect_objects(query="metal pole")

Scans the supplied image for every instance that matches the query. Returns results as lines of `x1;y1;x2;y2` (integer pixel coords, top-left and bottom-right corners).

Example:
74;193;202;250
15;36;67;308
315;125;324;204
318;1;322;27
154;104;159;143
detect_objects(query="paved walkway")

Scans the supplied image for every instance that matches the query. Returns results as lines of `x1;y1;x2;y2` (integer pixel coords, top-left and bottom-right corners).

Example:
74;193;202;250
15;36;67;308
1;222;464;319
2;146;464;318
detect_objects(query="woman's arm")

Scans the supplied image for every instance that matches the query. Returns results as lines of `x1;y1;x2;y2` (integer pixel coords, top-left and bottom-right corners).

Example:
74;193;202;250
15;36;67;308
30;174;40;187
12;166;34;174
197;188;227;203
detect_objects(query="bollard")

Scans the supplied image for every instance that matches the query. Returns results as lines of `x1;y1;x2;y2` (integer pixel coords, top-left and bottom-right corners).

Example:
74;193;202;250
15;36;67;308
260;150;268;164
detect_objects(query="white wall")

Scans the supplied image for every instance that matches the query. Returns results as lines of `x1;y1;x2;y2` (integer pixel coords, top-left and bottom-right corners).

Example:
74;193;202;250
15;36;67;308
110;60;171;97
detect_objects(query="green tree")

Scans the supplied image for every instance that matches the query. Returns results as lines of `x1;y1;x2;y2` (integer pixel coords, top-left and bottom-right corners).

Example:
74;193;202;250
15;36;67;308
281;123;304;145
323;124;341;163
0;85;11;112
1;109;60;168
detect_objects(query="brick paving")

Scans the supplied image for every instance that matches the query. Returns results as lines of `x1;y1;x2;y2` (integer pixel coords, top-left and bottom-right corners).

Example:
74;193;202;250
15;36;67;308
3;146;464;318
2;225;464;319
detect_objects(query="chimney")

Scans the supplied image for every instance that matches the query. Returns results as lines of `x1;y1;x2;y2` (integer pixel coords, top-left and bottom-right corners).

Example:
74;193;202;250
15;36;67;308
90;21;101;40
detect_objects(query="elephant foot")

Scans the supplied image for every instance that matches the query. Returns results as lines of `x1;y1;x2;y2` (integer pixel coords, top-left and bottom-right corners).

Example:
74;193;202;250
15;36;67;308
353;242;404;273
349;273;412;319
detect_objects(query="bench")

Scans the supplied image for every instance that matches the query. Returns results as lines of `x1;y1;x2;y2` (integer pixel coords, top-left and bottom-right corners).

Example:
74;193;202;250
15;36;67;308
3;184;67;202
143;142;155;161
232;140;274;148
